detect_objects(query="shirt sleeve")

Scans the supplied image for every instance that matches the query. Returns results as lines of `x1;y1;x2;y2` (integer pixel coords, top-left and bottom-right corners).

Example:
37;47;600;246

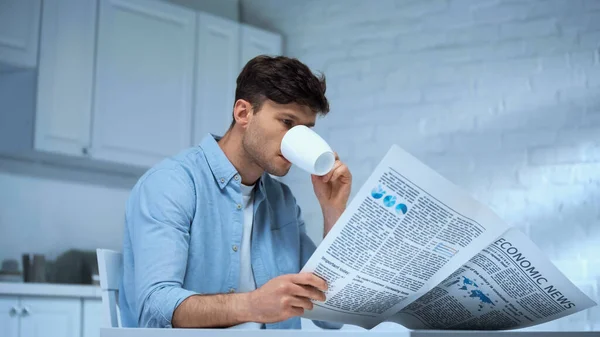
296;202;344;330
127;168;198;328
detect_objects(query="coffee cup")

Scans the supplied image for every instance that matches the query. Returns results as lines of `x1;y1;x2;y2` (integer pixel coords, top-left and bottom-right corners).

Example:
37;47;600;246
281;125;335;176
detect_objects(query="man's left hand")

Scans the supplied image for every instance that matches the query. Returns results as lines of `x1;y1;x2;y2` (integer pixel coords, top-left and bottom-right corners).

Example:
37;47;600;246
311;153;352;236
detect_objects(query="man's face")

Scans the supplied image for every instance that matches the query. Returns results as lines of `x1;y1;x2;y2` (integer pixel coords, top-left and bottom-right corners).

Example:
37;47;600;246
242;99;316;177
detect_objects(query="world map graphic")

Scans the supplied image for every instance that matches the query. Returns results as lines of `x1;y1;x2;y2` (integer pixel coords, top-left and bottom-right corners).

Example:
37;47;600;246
445;276;497;311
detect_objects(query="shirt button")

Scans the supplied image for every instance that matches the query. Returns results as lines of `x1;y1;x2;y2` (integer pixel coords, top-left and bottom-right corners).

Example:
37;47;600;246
234;175;240;181
229;288;236;293
232;245;238;252
236;204;242;210
220;178;225;183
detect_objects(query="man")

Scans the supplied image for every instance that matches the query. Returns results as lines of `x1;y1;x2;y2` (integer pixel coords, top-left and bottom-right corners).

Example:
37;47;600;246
119;55;352;329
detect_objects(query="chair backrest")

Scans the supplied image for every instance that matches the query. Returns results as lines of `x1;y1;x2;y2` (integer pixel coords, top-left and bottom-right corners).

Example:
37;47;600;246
96;249;123;328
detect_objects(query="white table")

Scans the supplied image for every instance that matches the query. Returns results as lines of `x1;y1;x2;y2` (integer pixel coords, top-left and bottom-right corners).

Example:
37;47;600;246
101;329;599;337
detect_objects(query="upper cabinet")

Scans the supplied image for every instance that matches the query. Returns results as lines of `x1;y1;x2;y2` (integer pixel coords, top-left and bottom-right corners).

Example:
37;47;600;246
35;0;97;157
92;0;195;167
193;12;240;145
240;24;283;67
0;0;41;69
191;21;283;144
0;0;283;172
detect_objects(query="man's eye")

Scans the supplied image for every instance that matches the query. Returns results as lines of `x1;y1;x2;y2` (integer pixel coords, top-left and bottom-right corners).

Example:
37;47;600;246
282;119;293;127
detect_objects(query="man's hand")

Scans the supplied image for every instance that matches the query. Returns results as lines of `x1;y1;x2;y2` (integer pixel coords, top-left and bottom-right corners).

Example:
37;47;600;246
172;273;326;328
244;273;327;323
311;153;352;236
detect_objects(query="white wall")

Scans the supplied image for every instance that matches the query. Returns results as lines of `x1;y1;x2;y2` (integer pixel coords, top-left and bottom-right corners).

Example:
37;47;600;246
243;0;600;331
0;171;129;262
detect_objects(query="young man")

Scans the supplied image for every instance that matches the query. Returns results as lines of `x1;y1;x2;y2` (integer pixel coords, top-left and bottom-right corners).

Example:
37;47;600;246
119;55;352;329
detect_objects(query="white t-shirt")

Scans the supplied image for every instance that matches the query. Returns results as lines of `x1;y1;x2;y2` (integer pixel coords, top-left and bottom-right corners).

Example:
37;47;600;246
230;183;263;329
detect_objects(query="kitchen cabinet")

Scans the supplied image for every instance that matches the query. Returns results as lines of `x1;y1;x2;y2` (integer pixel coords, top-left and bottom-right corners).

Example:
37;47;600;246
0;283;103;337
240;24;283;67
92;0;196;167
34;0;97;157
19;297;81;337
0;295;19;337
0;296;81;337
0;0;41;69
193;12;240;144
0;0;283;174
82;299;102;337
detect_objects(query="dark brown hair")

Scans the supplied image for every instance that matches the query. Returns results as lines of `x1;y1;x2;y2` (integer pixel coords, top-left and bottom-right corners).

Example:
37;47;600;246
230;55;329;128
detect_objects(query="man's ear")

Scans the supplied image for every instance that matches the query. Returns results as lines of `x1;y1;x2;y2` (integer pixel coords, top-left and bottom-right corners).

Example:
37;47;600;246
232;99;252;128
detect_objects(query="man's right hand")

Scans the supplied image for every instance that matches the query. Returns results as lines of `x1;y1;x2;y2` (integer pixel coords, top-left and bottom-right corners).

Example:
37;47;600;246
243;273;328;323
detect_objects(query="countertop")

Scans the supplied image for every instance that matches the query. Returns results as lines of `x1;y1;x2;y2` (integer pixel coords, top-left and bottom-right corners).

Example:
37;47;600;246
0;282;102;298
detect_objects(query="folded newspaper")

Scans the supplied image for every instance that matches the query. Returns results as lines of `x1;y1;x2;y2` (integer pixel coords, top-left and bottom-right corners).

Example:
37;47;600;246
301;145;596;330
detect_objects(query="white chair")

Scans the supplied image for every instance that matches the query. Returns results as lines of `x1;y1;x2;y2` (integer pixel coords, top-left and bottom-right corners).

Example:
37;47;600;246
96;249;123;328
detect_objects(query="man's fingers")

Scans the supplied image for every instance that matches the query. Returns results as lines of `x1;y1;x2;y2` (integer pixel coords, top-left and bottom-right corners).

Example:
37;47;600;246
294;273;328;291
289;283;326;302
329;164;350;183
292;273;328;291
322;169;334;183
289;296;314;310
323;161;342;183
287;306;305;317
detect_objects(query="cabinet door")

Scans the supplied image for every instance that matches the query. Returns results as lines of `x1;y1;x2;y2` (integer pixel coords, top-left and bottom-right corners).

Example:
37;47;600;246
0;296;19;337
240;24;282;68
92;0;195;167
19;297;81;337
82;299;102;337
193;12;239;145
34;0;97;156
0;0;41;68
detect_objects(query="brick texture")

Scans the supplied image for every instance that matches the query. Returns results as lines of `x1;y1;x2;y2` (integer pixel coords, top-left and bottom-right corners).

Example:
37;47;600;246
242;0;600;331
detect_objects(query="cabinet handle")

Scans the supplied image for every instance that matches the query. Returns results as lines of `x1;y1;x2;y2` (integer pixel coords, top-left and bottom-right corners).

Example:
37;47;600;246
9;306;18;317
21;306;31;316
82;147;89;155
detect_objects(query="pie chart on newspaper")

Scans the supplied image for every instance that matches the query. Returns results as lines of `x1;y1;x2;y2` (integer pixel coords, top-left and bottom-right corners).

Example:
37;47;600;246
371;185;385;199
395;203;408;214
383;195;396;207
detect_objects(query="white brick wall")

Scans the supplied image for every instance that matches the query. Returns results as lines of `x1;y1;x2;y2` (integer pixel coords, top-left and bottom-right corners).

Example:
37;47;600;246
242;0;600;331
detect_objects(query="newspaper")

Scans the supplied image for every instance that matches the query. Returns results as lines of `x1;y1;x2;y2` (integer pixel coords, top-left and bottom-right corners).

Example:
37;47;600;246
300;145;596;330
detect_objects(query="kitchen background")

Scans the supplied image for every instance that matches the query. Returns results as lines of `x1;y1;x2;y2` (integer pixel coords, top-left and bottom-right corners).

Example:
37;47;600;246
0;0;599;334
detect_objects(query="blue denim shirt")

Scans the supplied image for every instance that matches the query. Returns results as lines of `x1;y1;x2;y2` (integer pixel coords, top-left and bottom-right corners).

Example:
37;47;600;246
119;134;342;330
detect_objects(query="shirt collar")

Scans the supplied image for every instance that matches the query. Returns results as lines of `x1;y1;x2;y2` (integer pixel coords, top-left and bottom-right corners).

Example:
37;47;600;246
199;133;268;194
200;134;239;189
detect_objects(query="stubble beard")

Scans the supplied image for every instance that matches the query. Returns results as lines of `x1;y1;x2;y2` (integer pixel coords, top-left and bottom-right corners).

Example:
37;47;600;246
242;128;290;177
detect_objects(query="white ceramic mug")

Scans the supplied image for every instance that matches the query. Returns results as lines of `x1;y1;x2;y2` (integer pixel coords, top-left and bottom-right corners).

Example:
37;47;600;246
281;125;335;176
